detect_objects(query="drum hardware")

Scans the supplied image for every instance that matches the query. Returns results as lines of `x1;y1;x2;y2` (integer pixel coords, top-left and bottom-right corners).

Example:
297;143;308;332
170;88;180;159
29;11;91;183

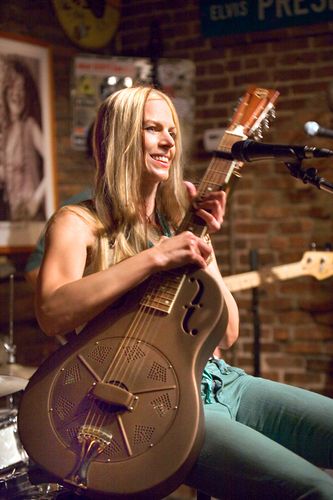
0;363;36;379
0;258;15;280
0;266;37;380
0;268;64;498
1;271;37;400
0;265;67;497
0;408;28;473
0;376;27;398
0;464;65;499
2;272;19;411
7;273;15;363
0;260;16;370
0;409;66;498
0;268;31;481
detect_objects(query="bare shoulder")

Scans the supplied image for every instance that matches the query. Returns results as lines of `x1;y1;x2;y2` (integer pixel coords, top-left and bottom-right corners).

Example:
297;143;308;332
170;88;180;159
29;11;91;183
47;205;97;248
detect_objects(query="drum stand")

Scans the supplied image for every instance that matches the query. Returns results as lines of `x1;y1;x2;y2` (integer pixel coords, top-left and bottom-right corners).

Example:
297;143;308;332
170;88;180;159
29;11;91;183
0;267;66;498
3;273;16;410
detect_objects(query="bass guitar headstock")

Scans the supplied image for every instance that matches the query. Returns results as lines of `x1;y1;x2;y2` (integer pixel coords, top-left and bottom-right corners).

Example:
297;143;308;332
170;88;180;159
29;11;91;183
300;250;333;281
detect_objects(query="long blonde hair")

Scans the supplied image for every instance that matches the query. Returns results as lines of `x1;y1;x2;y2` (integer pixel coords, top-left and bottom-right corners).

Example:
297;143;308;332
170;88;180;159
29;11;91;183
93;86;189;264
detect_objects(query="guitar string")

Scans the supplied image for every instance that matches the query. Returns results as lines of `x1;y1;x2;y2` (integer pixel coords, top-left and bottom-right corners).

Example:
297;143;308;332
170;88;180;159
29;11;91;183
78;158;252;451
80;261;181;441
78;279;160;434
89;276;175;447
75;94;279;454
82;229;201;440
100;248;190;388
80;150;260;456
79;280;161;450
79;156;235;442
75;153;231;454
115;275;174;389
98;217;177;387
65;93;277;457
89;155;235;421
112;156;234;410
78;143;235;447
96;208;184;395
79;215;177;434
90;276;163;400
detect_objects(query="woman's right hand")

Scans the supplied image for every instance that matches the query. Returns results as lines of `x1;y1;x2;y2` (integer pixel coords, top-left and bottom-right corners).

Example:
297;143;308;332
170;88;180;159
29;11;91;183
151;231;212;271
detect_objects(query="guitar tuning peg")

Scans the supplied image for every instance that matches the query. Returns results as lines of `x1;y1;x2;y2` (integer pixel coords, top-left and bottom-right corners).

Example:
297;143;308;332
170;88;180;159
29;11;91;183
256;129;263;140
270;108;276;120
233;101;241;113
309;242;317;250
263;118;270;130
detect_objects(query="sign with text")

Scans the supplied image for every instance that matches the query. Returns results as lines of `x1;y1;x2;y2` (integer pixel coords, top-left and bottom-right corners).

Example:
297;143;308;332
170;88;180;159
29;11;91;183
200;0;333;37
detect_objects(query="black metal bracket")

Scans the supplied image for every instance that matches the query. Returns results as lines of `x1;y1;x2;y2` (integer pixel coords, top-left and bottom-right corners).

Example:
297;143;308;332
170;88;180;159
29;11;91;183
285;160;333;194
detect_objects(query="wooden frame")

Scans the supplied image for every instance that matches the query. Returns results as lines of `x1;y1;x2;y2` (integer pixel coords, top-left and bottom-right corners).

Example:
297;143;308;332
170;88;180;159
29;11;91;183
0;32;57;252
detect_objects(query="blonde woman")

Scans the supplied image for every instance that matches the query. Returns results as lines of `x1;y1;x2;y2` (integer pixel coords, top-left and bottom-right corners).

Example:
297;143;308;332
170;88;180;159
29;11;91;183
35;86;333;499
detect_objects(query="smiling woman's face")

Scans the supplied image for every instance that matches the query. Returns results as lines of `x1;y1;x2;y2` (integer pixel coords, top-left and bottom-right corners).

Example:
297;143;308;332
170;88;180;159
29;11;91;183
7;71;25;119
142;94;177;186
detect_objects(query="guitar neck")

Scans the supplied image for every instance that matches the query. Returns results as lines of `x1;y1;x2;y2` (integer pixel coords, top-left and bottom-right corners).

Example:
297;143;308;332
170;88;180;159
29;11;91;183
224;261;306;292
177;87;279;236
178;133;242;237
145;87;280;308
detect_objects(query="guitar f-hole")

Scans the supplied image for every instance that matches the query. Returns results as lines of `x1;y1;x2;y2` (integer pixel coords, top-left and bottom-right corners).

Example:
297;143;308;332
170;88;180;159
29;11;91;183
182;277;204;335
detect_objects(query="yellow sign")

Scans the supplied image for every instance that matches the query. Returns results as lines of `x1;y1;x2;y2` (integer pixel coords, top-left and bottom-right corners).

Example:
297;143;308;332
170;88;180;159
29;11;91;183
53;0;121;49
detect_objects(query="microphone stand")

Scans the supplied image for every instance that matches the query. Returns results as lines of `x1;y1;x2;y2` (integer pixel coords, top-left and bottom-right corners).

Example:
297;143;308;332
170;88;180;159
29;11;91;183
249;249;261;377
285;160;333;194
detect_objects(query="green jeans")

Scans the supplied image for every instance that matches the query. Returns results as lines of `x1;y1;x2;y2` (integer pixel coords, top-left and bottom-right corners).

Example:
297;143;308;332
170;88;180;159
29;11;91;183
185;359;333;499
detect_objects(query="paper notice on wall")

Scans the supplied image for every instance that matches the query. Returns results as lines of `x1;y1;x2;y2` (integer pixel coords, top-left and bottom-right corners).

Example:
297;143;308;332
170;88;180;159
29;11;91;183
71;55;195;159
71;55;151;150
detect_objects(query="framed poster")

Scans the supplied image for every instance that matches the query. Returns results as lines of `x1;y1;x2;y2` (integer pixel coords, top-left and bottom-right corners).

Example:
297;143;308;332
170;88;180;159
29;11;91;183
0;32;56;252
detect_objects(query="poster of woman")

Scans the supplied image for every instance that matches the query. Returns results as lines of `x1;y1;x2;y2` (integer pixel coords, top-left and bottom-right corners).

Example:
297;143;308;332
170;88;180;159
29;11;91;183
0;33;56;251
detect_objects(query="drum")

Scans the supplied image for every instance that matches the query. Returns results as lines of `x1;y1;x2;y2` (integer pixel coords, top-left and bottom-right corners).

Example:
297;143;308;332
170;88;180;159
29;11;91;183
0;467;64;499
0;408;28;472
0;409;78;497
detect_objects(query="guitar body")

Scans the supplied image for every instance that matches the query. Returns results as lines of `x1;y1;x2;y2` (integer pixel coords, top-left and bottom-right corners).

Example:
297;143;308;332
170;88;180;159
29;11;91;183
18;268;228;499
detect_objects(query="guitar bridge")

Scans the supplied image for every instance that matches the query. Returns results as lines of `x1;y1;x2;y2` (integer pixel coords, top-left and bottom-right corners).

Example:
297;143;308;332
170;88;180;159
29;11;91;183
65;425;112;489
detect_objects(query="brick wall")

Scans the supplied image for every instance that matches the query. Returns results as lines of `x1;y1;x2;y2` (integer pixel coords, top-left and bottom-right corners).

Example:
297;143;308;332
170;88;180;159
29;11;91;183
0;0;332;397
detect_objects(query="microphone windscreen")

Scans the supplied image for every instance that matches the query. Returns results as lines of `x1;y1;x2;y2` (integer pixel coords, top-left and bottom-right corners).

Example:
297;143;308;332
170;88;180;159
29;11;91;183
304;121;319;137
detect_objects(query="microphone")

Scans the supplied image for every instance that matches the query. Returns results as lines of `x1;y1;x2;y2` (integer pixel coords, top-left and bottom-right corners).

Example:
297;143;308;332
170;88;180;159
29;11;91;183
231;139;333;162
304;121;333;139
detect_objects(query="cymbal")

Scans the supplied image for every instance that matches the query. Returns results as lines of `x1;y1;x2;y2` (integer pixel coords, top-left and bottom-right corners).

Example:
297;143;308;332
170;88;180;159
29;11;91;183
0;363;37;379
0;375;27;397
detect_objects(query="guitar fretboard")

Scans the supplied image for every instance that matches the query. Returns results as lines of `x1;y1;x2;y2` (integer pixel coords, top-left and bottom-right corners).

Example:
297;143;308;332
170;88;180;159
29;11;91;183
140;271;186;313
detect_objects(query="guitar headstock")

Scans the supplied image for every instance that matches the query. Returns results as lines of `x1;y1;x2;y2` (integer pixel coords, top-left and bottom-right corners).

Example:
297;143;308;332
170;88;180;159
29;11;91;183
301;250;333;280
212;87;279;187
226;86;280;140
201;87;279;197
